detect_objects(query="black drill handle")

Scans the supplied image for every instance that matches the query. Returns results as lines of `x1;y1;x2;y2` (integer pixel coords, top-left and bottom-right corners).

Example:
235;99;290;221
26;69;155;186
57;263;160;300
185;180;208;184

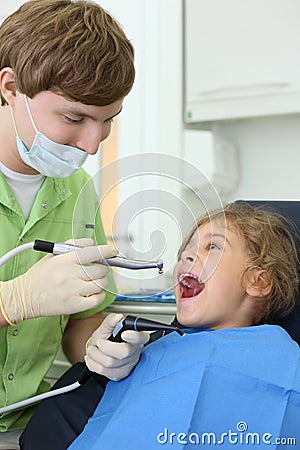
78;315;184;384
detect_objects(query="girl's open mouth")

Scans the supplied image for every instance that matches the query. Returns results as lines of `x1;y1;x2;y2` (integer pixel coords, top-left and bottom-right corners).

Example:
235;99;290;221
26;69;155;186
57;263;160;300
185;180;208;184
179;272;205;298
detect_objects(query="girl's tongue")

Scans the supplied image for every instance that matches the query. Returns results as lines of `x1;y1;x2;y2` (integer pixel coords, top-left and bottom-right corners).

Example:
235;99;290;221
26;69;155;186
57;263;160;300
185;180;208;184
179;273;205;298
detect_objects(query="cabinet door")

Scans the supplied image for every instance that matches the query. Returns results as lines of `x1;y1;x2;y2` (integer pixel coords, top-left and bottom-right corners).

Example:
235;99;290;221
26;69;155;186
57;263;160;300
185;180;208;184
184;0;300;122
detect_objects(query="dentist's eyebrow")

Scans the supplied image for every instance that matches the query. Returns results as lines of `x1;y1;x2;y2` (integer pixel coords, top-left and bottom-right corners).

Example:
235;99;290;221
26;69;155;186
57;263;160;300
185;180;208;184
59;106;123;121
105;106;123;121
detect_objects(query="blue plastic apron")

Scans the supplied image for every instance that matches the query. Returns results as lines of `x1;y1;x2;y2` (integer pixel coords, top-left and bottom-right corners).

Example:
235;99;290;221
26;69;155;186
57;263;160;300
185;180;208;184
69;325;300;449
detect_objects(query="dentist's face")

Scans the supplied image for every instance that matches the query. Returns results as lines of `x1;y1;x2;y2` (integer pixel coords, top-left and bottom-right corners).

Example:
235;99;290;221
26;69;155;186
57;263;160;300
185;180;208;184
12;90;123;173
173;219;252;330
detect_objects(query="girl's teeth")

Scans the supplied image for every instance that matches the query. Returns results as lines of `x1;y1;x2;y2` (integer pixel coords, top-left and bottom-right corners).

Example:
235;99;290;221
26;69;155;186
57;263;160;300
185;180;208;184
179;272;205;298
181;279;192;288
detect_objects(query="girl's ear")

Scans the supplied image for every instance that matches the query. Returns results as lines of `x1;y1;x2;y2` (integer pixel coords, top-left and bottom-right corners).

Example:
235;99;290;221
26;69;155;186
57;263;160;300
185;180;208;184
246;269;272;298
0;67;17;106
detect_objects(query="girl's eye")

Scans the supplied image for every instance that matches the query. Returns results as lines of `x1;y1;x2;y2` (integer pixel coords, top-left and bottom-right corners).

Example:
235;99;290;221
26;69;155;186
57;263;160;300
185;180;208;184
207;242;221;251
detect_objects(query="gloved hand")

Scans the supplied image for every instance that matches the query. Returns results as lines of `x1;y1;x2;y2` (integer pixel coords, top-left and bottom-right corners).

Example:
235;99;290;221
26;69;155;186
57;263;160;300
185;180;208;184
0;238;117;325
85;313;150;381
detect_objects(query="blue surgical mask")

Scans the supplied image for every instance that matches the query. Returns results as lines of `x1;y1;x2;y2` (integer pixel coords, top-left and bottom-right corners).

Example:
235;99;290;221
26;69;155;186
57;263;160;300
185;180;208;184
11;96;88;178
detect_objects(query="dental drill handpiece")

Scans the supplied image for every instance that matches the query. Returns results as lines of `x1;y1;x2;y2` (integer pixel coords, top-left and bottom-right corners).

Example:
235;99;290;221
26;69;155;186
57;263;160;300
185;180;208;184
33;240;163;273
78;316;184;385
108;315;185;342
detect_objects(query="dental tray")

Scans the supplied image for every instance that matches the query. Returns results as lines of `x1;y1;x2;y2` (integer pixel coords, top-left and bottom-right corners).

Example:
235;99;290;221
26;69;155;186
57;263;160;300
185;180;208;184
116;290;175;303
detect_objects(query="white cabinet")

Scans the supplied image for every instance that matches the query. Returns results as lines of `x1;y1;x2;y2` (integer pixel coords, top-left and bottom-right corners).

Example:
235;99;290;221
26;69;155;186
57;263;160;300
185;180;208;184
184;0;300;123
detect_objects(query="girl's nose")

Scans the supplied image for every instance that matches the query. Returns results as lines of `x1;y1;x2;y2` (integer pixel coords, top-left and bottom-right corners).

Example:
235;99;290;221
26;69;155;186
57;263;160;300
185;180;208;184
181;249;195;263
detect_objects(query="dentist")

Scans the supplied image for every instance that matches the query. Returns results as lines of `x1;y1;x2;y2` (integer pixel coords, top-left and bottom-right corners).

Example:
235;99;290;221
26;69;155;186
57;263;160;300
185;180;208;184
0;0;148;445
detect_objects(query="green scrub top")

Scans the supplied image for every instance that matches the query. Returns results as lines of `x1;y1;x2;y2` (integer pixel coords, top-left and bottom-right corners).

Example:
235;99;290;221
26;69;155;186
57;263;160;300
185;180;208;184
0;168;117;431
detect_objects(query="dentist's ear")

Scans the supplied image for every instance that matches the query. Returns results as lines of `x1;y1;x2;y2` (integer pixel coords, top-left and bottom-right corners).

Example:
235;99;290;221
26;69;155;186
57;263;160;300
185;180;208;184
0;67;17;106
245;268;272;298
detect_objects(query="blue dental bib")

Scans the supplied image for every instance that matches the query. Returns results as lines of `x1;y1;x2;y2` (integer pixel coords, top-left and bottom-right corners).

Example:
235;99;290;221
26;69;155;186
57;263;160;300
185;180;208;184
69;325;300;449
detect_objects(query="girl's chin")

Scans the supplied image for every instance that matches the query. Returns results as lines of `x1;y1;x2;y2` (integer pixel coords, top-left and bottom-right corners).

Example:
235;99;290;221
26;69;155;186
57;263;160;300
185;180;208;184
176;308;202;329
176;293;205;327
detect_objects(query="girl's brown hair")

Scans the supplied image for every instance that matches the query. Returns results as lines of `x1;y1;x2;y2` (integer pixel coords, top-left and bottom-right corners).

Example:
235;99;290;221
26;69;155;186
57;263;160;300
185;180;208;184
0;0;135;106
178;201;299;323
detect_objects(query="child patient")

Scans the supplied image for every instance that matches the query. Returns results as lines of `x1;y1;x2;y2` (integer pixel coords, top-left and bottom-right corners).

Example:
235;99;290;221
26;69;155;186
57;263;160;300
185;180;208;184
69;201;300;450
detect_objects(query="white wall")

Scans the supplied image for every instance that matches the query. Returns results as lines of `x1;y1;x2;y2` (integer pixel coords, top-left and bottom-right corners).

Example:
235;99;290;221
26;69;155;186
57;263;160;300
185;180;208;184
218;114;300;202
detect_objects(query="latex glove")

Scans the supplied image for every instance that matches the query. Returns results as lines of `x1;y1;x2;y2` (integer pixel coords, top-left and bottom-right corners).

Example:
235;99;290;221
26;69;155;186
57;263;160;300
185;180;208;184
0;238;118;325
85;313;150;381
